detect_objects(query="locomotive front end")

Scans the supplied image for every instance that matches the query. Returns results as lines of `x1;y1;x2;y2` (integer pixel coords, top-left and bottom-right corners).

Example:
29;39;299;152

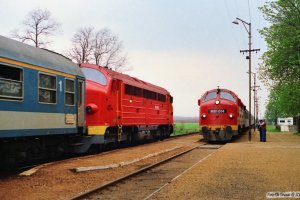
198;88;239;142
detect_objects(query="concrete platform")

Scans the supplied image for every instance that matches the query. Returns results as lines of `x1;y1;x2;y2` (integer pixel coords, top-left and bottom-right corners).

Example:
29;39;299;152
152;131;300;200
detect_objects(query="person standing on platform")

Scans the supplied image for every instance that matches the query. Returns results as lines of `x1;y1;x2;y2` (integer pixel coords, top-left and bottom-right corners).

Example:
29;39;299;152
258;119;263;142
261;119;267;142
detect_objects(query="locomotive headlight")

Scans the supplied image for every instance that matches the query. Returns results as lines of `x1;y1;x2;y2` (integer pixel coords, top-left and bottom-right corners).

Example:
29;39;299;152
215;100;220;105
202;114;207;118
86;104;99;114
229;114;234;118
86;106;92;113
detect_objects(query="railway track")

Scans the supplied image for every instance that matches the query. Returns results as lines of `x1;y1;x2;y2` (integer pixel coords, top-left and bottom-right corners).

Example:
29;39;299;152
70;143;223;200
0;132;198;178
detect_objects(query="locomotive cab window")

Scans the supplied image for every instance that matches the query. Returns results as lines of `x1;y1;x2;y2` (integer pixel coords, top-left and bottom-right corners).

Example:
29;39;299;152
202;92;217;102
220;91;236;102
39;73;56;104
0;64;23;100
81;68;107;86
65;79;75;106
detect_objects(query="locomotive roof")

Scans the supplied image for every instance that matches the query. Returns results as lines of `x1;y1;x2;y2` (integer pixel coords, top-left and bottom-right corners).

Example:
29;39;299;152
201;88;245;107
0;35;84;77
203;88;238;97
82;64;170;95
104;67;170;95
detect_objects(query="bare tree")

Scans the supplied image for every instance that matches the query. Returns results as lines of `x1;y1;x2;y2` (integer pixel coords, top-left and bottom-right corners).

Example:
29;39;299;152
11;8;60;47
68;27;128;72
93;28;127;71
67;27;94;64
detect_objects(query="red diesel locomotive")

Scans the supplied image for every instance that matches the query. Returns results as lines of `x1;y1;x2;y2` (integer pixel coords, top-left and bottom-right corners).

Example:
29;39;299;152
198;87;251;142
80;63;174;149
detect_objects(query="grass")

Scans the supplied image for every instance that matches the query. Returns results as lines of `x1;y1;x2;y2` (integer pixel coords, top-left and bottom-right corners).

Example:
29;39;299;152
172;123;299;136
267;125;281;133
173;123;199;135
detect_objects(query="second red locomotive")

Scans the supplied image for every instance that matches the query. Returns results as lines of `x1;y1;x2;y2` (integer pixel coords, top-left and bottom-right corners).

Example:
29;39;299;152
79;63;174;151
198;87;251;142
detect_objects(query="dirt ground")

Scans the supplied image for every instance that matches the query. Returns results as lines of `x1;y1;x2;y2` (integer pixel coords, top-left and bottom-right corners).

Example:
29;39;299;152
1;132;299;200
0;134;201;200
151;131;300;200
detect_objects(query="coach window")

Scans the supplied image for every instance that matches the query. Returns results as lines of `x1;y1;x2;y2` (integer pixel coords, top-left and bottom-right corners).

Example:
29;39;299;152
39;73;56;104
65;79;75;106
0;64;23;100
220;91;236;102
81;68;107;86
202;92;217;102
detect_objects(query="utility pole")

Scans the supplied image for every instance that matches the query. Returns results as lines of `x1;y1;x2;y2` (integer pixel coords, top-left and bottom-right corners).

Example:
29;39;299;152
256;96;259;124
255;96;260;123
233;17;260;142
252;73;260;132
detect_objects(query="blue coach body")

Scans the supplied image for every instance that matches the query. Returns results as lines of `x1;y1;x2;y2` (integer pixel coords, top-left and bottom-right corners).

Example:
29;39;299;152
0;35;85;138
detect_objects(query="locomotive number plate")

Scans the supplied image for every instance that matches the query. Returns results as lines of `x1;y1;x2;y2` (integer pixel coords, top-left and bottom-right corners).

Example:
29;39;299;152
208;109;226;114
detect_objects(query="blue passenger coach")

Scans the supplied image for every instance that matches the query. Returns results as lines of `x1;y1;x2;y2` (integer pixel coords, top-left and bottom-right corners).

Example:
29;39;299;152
0;36;85;163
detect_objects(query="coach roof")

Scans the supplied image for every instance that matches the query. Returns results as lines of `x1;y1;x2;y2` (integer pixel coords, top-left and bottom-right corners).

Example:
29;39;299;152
0;35;83;77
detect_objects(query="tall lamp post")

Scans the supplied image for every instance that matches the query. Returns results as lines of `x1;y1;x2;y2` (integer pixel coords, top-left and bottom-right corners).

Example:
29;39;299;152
232;17;260;142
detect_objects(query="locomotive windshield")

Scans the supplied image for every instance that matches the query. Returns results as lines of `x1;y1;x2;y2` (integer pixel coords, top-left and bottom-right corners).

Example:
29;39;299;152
220;91;236;102
202;92;217;102
82;68;107;86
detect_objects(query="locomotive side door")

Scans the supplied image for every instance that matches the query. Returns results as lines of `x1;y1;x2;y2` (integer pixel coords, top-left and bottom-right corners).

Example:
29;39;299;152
112;79;123;142
77;79;85;129
111;79;123;125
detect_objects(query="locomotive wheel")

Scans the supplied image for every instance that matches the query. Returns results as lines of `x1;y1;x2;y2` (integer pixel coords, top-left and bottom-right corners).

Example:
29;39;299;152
126;132;133;146
156;129;163;140
218;131;226;140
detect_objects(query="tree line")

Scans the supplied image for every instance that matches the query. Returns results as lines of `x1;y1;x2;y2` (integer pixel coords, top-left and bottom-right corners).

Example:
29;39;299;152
259;0;300;123
11;8;127;72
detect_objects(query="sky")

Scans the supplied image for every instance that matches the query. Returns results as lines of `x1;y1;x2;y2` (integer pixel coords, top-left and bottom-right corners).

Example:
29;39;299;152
0;0;270;117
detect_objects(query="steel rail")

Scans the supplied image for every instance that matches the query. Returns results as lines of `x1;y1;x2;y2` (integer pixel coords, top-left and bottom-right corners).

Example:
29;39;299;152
69;143;205;200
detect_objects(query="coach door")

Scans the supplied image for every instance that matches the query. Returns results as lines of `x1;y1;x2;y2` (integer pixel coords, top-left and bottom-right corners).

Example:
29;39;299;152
77;79;85;128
